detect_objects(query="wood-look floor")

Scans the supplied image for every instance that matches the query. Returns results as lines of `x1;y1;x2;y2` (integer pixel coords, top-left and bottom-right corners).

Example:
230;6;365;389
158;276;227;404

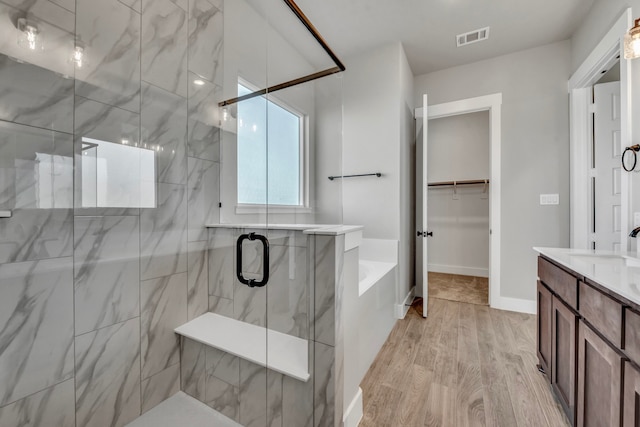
428;273;488;306
359;297;570;427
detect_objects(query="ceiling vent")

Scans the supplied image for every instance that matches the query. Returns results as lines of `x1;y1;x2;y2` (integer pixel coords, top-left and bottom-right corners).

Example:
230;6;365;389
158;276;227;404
456;27;490;47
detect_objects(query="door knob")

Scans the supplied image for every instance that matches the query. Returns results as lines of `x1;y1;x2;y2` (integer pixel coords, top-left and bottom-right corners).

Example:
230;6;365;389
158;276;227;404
426;231;433;237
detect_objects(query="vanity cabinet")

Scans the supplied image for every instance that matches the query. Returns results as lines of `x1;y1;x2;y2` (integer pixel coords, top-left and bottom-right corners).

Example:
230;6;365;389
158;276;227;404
623;361;640;427
537;255;633;427
551;295;578;424
576;319;623;427
537;280;553;379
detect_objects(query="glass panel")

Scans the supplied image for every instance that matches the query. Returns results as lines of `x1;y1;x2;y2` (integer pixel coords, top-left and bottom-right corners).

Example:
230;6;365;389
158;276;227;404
0;0;343;425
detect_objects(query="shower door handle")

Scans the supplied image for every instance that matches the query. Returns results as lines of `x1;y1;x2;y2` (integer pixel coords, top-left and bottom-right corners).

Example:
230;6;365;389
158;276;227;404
236;232;270;288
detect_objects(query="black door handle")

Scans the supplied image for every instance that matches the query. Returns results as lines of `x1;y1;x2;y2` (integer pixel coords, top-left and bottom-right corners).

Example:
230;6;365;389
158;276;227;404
417;231;434;237
236;232;270;287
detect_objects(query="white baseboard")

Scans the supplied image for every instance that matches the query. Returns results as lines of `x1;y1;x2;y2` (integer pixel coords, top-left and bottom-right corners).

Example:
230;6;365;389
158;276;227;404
395;286;415;319
427;264;489;278
343;387;363;427
491;296;536;314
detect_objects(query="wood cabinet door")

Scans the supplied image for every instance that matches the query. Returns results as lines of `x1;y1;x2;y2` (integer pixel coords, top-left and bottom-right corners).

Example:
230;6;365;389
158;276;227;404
577;320;623;427
538;281;553;380
623;361;640;427
552;295;578;424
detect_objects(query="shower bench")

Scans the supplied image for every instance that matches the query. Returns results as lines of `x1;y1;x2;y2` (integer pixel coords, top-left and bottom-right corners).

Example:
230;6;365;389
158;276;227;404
174;312;310;382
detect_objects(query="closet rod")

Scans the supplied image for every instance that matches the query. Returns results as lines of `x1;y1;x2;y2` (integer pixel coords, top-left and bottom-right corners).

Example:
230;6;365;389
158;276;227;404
427;179;490;187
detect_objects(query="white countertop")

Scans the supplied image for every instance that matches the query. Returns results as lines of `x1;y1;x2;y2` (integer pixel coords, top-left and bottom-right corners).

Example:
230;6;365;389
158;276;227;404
534;247;640;306
206;223;364;236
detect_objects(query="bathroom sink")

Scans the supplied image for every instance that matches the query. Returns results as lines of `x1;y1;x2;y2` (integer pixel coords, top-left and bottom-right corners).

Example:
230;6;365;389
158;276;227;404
569;253;640;268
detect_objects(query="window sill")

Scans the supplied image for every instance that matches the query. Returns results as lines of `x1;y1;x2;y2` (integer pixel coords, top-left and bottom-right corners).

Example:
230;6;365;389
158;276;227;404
235;204;312;215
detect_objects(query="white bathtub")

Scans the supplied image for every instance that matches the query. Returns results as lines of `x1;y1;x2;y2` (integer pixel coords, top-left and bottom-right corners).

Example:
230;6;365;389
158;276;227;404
359;259;396;296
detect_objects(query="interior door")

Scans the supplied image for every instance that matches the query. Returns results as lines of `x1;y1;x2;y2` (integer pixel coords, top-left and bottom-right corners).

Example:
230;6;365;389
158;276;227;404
415;94;428;317
593;82;622;251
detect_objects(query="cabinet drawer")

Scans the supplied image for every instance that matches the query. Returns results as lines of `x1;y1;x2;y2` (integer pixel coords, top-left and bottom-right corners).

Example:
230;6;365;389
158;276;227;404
579;281;623;348
538;257;578;309
625;308;640;365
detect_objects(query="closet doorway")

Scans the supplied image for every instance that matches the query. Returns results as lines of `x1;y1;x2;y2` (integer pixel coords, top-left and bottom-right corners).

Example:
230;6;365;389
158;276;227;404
415;94;502;317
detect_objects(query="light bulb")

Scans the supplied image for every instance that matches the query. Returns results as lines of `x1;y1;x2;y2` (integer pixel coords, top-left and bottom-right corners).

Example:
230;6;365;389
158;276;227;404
633;38;640;57
193;79;205;86
71;45;86;68
252;124;257;132
624;19;640;59
17;18;43;51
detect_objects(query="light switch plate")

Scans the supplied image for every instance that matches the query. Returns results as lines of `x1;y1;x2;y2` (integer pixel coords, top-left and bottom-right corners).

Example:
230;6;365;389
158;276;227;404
540;194;559;205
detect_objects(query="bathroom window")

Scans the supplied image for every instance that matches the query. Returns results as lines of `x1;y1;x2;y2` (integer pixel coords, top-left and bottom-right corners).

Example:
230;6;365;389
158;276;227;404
236;83;305;207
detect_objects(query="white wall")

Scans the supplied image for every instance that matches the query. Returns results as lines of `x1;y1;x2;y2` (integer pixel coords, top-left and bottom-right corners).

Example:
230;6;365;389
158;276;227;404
427;112;490;277
415;40;571;302
343;42;415;304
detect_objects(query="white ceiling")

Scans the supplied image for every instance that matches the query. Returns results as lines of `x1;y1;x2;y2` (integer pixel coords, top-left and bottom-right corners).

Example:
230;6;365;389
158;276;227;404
295;0;596;76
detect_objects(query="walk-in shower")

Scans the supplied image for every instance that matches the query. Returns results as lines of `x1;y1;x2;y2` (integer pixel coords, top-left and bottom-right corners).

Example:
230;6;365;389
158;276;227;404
0;0;350;426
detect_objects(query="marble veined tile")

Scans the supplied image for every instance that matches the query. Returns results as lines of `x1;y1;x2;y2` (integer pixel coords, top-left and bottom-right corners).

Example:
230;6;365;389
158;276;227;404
0;379;75;427
74;216;140;335
141;82;187;185
49;0;75;12
204;375;238;422
267;370;283;427
238;360;267;427
0;55;74;133
188;0;223;85
313;341;335;427
141;0;188;97
267;245;309;339
140;182;187;280
0;120;73;263
0;257;74;406
141;363;180;413
75;0;141;113
187;157;219;242
0;208;73;263
282;350;314;427
206;346;239;387
75;318;141;427
187;241;208;320
208;295;233;317
181;337;206;401
119;0;141;12
233;283;266;327
314;236;335;347
208;227;234;299
187;74;221;162
141;272;187;379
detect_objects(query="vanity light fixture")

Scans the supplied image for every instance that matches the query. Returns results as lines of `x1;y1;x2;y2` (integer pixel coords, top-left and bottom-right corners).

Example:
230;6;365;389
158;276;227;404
17;18;43;51
71;45;87;68
624;18;640;59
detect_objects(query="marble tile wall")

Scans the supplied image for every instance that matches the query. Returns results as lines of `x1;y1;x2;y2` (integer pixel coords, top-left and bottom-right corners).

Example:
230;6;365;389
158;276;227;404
199;229;342;426
0;0;223;425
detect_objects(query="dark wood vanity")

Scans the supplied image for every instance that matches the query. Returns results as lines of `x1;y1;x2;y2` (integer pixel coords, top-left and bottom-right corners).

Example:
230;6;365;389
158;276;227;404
537;254;640;427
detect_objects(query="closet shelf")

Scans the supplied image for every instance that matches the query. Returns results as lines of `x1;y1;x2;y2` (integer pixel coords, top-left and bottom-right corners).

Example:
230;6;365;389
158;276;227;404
427;179;489;187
